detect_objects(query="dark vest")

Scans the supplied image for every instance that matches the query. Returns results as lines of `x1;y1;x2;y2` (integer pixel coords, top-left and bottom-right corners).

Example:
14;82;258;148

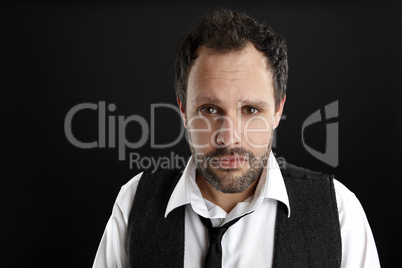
127;163;342;267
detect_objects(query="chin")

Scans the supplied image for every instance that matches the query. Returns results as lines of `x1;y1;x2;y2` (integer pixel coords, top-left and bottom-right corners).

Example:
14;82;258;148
209;168;258;194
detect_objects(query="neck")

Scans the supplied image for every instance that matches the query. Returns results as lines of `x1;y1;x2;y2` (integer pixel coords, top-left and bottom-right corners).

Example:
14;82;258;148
196;169;266;214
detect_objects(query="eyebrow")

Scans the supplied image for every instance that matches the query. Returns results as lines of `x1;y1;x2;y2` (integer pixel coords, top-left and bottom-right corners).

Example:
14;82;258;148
241;99;268;108
192;96;221;105
193;96;268;108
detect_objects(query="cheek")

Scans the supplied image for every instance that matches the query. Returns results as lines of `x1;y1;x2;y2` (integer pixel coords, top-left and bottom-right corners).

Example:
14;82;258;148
187;116;214;150
242;116;273;149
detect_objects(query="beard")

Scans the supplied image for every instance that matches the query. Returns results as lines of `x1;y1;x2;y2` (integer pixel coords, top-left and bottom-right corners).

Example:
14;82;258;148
189;136;273;194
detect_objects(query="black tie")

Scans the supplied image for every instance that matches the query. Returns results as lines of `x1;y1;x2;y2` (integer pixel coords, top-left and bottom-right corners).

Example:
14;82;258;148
199;213;251;268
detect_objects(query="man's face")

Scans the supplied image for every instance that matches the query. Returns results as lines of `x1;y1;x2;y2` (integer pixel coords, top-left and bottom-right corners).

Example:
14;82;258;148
178;43;285;193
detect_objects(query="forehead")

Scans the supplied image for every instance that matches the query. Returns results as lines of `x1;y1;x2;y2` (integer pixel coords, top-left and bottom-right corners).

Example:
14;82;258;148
191;43;269;76
187;43;274;105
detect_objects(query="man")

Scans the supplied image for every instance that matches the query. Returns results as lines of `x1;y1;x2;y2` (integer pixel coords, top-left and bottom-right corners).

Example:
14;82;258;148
93;8;380;267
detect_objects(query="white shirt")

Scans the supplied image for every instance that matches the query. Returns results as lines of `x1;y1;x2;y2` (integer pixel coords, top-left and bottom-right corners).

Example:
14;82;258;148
93;152;381;267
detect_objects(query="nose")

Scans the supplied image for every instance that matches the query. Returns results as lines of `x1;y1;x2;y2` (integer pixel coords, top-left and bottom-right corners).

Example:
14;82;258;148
214;113;241;148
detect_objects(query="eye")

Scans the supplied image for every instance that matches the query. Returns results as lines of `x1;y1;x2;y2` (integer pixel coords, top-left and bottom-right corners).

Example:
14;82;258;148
199;106;218;115
243;106;259;115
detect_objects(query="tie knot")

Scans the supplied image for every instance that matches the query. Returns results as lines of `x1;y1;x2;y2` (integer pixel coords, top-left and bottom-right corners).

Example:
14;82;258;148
199;214;249;244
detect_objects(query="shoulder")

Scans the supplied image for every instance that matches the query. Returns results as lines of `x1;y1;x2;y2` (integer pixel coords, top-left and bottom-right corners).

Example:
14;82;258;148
332;179;381;266
333;178;357;205
331;178;374;236
114;172;144;223
332;178;366;229
280;162;333;181
332;178;367;225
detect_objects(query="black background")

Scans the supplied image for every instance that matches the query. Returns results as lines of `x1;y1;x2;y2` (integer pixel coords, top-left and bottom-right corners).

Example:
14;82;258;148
1;1;401;267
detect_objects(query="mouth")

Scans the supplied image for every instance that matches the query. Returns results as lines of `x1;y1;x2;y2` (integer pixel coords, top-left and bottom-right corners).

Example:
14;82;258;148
217;155;247;169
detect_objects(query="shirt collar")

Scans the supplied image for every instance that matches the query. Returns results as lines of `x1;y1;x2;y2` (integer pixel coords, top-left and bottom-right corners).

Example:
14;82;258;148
164;151;291;218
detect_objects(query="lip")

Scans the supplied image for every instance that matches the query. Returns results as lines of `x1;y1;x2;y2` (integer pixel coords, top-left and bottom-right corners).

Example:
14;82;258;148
218;155;246;169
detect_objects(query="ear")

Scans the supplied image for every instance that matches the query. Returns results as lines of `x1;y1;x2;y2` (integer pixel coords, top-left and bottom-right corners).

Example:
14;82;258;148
273;95;286;130
177;97;188;129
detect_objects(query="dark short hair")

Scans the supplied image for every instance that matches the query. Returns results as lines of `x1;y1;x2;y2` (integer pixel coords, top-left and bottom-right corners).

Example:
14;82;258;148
174;8;288;111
